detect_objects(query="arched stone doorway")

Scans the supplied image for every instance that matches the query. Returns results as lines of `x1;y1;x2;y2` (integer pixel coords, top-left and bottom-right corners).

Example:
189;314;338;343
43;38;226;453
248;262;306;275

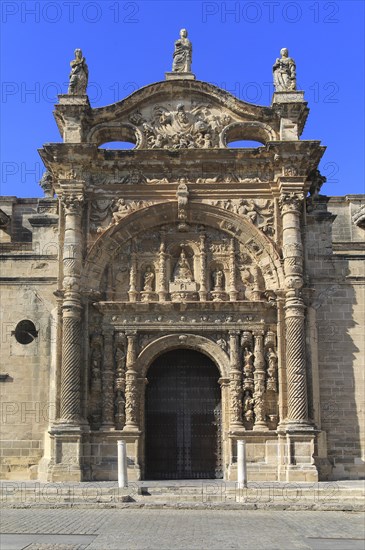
145;349;222;480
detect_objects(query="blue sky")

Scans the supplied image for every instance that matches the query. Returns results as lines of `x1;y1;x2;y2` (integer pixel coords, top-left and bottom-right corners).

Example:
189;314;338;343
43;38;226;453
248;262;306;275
1;0;364;197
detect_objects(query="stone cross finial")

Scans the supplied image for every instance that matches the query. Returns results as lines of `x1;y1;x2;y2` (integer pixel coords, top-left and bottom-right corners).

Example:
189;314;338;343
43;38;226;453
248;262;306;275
68;48;89;95
273;48;296;92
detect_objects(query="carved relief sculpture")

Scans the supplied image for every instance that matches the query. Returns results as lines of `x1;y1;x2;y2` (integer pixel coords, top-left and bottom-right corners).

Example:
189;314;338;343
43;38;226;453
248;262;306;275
170;248;198;301
266;347;278;392
140;266;157;303
243;347;254;392
243;389;254;423
129;103;231;149
114;343;126;430
177;181;189;229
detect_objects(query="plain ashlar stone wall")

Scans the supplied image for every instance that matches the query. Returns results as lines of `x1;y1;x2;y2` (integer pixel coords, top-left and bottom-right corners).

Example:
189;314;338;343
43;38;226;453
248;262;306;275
306;195;365;480
0;198;58;479
0;283;58;479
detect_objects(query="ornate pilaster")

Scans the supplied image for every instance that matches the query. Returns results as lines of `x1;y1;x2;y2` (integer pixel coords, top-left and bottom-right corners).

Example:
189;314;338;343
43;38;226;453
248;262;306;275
242;331;254;425
128;247;138;302
199;229;208;301
228;238;238;301
279;190;310;428
253;331;268;431
101;330;115;430
229;330;244;429
124;332;139;431
59;191;84;424
158;236;168;302
114;332;126;430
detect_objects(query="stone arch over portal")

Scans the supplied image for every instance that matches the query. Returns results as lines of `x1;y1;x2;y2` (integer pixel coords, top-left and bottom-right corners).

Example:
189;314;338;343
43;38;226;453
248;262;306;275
136;333;230;379
82;201;284;291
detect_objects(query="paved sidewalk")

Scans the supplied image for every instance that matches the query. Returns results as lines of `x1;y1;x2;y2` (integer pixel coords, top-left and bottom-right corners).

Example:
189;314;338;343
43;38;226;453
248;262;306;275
0;508;364;550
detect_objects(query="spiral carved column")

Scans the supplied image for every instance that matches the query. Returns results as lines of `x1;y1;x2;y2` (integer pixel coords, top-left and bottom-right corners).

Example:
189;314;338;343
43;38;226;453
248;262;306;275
229;330;243;429
59;191;84;424
124;332;139;431
279;190;310;427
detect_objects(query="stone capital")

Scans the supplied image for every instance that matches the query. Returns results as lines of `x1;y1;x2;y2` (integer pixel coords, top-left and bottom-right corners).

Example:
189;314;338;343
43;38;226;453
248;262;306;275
61;192;84;216
279;192;304;215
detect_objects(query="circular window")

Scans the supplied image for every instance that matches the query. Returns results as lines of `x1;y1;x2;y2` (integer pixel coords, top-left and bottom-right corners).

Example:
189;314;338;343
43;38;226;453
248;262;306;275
14;320;38;345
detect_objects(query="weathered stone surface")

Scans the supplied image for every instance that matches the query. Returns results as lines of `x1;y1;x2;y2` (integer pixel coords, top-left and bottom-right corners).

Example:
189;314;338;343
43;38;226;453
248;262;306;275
0;48;364;483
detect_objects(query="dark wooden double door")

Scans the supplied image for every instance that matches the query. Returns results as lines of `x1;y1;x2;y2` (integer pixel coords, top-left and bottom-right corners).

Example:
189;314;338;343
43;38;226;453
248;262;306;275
145;350;222;480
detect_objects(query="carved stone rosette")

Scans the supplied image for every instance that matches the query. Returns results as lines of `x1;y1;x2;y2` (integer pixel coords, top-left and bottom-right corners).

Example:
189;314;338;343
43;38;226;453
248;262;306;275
229;331;243;429
59;191;84;424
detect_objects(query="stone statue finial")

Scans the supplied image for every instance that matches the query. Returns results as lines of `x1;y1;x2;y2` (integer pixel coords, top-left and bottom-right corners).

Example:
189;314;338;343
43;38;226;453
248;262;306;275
68;48;89;95
273;48;296;92
172;28;192;73
39;171;54;198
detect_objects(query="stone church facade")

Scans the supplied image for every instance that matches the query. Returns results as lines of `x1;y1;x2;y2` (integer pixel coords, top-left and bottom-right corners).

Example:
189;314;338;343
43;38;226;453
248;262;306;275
1;45;364;482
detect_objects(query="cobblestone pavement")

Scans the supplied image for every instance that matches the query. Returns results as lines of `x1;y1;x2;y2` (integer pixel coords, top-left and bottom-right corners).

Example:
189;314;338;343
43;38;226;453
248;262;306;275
0;509;364;550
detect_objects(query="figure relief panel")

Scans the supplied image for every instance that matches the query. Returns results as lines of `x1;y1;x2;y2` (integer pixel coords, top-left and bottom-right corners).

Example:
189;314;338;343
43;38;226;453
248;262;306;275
206;198;275;237
241;330;279;431
128;101;234;149
99;223;276;304
89;197;163;235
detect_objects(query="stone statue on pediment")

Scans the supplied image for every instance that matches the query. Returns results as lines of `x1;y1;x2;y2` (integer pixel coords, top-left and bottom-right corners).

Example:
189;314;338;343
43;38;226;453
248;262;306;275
68;49;88;95
273;48;296;92
172;29;192;73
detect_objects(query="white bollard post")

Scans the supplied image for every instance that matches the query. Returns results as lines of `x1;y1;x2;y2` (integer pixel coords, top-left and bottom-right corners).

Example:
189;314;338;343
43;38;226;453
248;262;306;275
117;440;128;488
237;440;247;488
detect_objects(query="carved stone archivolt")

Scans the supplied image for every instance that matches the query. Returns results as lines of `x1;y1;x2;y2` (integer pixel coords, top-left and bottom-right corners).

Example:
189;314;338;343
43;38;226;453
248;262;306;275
90;198;159;233
208;199;275;236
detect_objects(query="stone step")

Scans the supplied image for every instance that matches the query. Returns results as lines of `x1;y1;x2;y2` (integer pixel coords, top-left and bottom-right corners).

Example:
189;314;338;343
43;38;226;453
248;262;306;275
1;482;364;506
